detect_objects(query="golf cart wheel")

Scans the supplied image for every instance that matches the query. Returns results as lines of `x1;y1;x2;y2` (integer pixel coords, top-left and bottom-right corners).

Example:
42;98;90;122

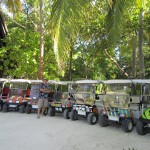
70;110;78;121
48;107;55;117
122;119;133;133
25;105;32;114
2;103;8;112
19;105;26;113
63;109;70;119
99;115;108;127
136;119;148;135
87;113;97;125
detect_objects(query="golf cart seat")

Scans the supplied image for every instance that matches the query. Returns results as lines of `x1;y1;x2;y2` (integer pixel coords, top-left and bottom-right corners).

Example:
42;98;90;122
26;89;31;97
76;98;85;104
48;91;55;102
53;92;68;102
1;87;10;100
17;89;27;97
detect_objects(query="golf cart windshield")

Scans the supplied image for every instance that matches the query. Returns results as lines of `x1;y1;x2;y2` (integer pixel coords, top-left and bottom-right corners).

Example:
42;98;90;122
103;80;132;108
10;82;28;96
29;84;40;100
53;92;68;102
106;84;131;95
142;84;150;105
74;80;100;105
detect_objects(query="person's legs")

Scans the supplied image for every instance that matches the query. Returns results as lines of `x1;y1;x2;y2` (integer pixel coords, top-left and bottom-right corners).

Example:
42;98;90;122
41;99;48;115
37;99;44;118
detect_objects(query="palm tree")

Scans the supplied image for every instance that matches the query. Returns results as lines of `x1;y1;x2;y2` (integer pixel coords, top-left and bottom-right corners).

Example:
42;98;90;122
105;0;149;79
50;0;149;79
49;0;90;67
39;0;44;79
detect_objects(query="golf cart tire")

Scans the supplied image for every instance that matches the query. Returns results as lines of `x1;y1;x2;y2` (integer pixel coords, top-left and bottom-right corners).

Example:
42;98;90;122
87;113;97;125
122;119;133;133
70;110;78;121
136;119;148;135
63;109;70;119
2;103;8;112
99;115;108;127
48;107;55;116
19;105;26;113
25;105;32;114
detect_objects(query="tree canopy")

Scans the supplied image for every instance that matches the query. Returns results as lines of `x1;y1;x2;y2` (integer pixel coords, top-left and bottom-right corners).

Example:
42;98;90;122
0;0;150;80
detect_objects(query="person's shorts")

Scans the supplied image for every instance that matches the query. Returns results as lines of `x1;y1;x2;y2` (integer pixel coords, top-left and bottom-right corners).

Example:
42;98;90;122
38;98;48;108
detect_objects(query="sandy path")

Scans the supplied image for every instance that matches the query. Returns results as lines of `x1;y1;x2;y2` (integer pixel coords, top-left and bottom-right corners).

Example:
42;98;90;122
0;112;149;150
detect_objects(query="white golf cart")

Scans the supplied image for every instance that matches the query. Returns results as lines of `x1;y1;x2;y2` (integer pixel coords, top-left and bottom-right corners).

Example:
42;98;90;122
99;79;134;132
25;80;55;114
132;79;150;135
48;81;76;119
2;79;30;113
0;78;8;111
70;79;103;125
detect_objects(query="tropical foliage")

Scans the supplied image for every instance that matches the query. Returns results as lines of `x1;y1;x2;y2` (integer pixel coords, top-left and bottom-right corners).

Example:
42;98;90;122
0;0;150;80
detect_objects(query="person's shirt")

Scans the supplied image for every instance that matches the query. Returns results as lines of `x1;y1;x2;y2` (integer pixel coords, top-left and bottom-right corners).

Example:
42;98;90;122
39;83;50;98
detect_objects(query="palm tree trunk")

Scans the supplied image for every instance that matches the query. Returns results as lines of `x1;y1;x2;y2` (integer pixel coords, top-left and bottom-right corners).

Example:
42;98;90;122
69;49;72;81
38;0;44;79
104;49;130;79
138;9;145;79
132;34;137;78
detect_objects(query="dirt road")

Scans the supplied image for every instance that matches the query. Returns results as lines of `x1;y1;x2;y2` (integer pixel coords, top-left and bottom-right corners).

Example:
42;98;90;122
0;112;149;150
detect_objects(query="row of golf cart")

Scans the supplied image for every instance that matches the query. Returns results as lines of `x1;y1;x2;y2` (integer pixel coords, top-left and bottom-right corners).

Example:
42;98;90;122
0;78;150;135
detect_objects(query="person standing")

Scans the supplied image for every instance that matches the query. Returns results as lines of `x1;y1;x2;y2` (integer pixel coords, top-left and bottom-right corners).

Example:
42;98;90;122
37;79;50;119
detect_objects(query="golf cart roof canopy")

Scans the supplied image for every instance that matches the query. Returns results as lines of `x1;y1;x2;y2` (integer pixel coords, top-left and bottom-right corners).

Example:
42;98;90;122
132;79;150;84
0;78;8;82
30;80;42;83
10;79;30;83
73;79;102;84
54;81;73;85
104;79;133;84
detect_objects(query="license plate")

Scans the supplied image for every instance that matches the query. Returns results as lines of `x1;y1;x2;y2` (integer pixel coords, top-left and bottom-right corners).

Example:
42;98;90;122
77;110;86;116
32;105;38;109
9;105;17;108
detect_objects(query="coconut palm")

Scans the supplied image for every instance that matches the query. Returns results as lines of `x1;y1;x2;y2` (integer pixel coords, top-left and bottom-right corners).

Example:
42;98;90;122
48;0;90;67
105;0;149;78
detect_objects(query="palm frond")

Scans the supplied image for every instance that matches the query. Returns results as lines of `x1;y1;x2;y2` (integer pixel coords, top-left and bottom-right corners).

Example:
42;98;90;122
106;0;133;47
49;0;90;67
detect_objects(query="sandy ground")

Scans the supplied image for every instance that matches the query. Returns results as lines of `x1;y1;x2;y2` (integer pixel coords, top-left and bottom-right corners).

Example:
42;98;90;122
0;112;149;150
